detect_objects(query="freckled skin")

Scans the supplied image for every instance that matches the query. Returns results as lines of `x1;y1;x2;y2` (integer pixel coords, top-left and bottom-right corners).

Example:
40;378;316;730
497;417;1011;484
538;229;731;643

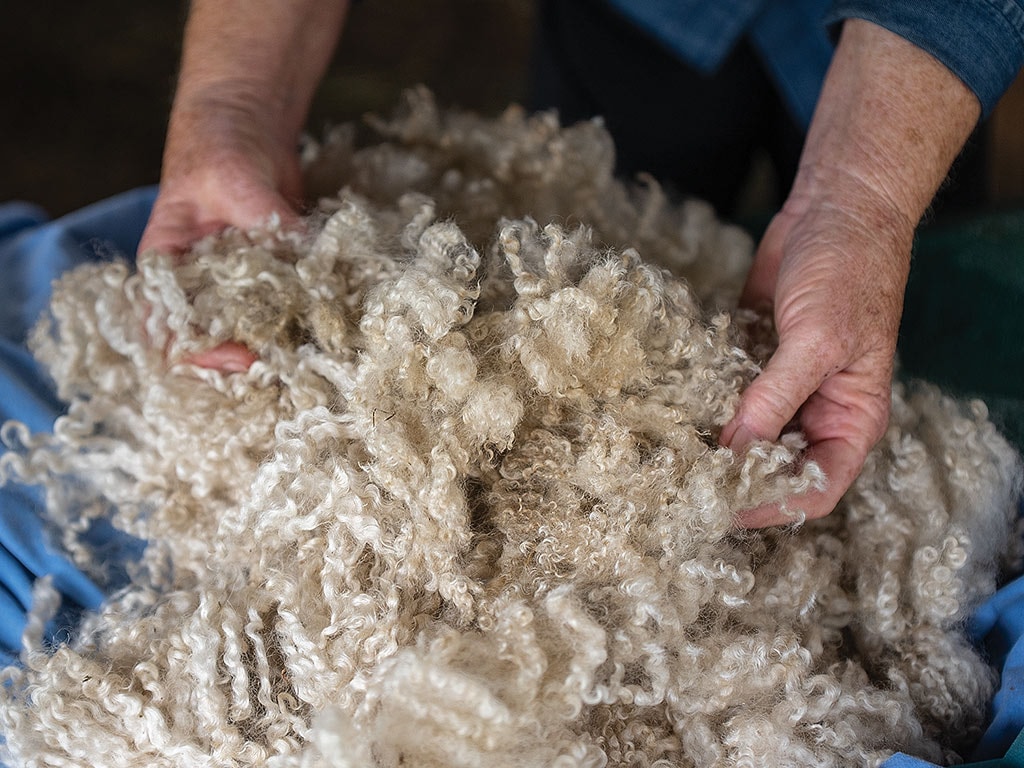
139;0;350;372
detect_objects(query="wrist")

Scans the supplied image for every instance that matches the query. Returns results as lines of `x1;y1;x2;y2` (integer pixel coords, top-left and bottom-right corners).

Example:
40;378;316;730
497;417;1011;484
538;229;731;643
784;159;917;256
795;19;979;230
172;0;349;156
162;86;293;184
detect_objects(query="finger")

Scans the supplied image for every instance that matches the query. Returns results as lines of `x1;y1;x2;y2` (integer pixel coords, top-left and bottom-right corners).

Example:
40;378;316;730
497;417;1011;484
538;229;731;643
180;341;257;373
720;333;835;449
735;435;868;528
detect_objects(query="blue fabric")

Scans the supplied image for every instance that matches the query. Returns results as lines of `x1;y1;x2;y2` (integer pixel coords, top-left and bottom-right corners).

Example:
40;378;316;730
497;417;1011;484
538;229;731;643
969;566;1024;761
748;0;834;128
879;496;1024;768
602;0;764;75
884;754;948;768
886;715;1024;767
0;187;155;665
828;0;1024;118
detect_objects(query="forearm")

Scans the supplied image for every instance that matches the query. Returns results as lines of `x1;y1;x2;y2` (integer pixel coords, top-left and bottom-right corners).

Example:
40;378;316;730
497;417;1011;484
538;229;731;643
167;0;349;168
792;18;980;232
141;1;348;256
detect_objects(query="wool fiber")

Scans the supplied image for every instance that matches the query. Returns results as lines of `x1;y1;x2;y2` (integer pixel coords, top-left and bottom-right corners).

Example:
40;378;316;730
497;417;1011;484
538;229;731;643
1;89;1022;768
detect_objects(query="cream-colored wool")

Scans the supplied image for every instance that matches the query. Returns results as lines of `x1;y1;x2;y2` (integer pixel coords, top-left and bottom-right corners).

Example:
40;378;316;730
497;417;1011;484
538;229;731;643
1;89;1022;768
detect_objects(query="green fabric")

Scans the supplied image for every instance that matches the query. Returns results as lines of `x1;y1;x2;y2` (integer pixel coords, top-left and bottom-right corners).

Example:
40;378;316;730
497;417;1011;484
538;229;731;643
960;725;1024;767
899;211;1024;453
892;212;1024;767
1006;728;1024;767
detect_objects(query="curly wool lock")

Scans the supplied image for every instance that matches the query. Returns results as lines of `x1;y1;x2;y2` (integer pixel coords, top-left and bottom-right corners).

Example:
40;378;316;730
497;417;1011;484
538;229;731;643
1;89;1022;768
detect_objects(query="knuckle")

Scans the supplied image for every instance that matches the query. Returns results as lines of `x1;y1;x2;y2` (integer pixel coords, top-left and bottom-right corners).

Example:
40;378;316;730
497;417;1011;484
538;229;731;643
865;397;892;447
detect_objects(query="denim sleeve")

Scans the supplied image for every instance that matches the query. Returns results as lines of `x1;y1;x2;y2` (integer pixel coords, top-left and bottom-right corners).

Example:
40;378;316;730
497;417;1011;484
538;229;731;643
827;0;1024;117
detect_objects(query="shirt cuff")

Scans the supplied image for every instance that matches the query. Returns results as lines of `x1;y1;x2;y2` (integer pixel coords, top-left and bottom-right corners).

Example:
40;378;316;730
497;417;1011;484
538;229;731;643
826;0;1024;117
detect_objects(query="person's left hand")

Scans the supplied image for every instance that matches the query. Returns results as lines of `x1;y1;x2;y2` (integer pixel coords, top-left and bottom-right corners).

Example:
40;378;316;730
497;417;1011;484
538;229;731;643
718;17;981;528
720;176;914;527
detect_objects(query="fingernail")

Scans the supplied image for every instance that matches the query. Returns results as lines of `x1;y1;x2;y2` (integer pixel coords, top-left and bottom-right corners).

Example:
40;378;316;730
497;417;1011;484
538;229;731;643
219;357;254;373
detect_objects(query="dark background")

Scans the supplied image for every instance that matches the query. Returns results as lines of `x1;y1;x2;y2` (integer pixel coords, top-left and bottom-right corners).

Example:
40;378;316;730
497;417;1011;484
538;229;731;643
3;1;1022;217
2;0;535;217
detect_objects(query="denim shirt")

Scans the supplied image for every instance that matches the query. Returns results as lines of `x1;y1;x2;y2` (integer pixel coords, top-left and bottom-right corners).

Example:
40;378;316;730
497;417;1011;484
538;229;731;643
605;0;1024;126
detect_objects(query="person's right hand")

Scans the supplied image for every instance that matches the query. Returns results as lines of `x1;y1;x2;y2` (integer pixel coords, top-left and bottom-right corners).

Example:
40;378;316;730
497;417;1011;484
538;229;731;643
137;1;349;373
720;19;980;528
138;93;307;373
139;94;304;257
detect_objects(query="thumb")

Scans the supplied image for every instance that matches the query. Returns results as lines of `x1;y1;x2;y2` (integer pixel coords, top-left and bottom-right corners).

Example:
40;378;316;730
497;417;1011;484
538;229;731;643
180;341;258;374
720;335;829;449
222;183;303;233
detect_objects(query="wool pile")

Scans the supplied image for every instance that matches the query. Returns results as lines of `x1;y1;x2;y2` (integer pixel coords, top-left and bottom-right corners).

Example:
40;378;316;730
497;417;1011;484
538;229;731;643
1;89;1022;767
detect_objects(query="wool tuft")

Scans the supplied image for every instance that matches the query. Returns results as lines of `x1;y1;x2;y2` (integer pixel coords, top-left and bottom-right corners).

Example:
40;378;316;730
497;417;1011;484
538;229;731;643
1;89;1022;767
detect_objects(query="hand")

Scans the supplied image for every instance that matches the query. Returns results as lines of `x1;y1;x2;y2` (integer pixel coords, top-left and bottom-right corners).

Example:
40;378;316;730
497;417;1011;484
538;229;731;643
719;19;979;527
138;94;305;257
720;178;913;527
140;0;347;256
137;0;349;373
138;94;306;373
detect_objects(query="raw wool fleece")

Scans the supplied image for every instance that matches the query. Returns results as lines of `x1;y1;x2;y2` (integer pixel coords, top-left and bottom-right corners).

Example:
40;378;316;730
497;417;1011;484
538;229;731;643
1;89;1022;768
